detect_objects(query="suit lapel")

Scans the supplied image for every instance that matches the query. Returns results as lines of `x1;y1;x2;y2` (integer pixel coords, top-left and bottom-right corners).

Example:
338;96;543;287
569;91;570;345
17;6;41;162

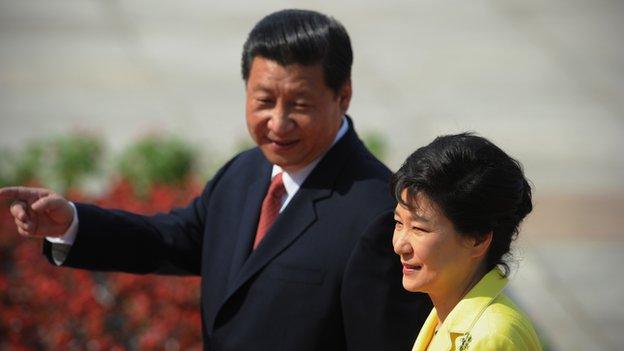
221;117;361;304
225;162;272;289
230;178;333;289
411;309;438;351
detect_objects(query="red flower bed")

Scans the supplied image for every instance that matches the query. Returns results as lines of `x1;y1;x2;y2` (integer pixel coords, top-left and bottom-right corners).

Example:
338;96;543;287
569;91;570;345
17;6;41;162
0;180;204;350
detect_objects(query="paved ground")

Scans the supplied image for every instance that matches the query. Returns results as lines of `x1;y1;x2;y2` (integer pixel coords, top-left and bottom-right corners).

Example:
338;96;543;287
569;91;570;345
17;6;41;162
510;194;624;351
1;1;623;350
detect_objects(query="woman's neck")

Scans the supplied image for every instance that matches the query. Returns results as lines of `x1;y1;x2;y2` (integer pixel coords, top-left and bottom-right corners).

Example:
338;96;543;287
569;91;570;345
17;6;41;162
430;265;488;325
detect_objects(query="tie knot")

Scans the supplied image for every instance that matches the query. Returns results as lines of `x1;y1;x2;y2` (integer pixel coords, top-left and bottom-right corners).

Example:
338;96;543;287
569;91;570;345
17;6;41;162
253;172;286;249
267;172;286;199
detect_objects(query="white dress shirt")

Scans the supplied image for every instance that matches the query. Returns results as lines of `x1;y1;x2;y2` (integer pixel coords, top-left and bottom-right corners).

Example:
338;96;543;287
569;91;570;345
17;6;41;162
272;116;348;212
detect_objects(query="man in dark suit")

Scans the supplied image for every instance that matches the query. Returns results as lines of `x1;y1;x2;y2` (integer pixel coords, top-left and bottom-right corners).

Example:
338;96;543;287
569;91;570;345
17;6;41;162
1;9;431;350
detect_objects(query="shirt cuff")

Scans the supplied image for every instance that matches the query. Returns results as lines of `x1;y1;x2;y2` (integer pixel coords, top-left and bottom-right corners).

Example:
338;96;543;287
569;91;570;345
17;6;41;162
45;202;78;265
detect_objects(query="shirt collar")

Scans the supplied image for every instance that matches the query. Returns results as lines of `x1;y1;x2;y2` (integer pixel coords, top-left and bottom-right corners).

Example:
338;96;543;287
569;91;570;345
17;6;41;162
271;116;349;193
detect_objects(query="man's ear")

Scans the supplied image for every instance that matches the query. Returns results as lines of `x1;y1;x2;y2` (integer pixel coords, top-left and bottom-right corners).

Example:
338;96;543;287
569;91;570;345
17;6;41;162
338;79;352;112
470;231;493;259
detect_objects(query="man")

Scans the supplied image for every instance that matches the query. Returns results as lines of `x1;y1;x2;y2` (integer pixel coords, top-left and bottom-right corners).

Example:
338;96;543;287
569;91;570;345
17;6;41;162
1;9;431;350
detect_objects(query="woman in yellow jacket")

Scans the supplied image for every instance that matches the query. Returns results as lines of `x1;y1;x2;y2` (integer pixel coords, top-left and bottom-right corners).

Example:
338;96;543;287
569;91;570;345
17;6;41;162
391;133;542;351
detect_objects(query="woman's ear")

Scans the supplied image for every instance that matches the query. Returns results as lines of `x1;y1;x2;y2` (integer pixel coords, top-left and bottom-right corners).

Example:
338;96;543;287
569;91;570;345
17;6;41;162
470;231;492;259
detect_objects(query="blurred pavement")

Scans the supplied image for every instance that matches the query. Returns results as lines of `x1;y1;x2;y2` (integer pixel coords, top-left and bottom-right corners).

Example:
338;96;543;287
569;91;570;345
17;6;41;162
1;1;623;350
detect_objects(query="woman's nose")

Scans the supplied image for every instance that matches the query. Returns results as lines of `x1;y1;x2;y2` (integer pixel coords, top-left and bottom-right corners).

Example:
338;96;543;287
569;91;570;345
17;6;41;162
393;231;412;256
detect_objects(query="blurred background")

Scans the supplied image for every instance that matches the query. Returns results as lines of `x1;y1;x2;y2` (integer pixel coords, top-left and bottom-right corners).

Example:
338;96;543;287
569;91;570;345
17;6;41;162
1;0;623;350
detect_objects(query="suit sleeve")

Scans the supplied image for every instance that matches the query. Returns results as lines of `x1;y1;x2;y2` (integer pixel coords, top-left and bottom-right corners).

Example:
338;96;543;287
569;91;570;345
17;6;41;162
341;210;432;351
42;155;237;276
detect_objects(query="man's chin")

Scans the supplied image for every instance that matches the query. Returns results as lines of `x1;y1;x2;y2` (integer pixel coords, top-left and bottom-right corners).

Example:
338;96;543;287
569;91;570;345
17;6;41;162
262;155;308;173
260;149;295;168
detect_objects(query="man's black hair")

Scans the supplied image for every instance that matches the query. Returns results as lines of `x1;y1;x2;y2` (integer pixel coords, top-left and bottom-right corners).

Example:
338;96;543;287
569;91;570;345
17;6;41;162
241;9;353;93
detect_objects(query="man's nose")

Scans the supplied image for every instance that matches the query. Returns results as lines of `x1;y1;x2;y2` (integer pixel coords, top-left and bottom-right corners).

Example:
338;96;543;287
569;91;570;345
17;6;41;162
267;104;295;135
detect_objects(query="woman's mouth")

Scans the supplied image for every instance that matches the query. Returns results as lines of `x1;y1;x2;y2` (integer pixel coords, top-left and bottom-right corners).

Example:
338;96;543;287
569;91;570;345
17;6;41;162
402;263;422;274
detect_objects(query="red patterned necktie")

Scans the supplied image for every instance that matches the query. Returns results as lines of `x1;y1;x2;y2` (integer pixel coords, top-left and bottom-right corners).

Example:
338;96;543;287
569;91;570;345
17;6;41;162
253;172;286;249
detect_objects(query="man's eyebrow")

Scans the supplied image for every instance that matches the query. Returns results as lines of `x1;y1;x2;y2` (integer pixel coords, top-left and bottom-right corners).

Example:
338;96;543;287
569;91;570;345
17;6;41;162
250;84;272;93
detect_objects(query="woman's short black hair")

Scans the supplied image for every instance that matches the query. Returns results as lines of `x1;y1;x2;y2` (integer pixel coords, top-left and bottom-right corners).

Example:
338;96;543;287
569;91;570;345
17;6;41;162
391;133;533;276
241;9;353;94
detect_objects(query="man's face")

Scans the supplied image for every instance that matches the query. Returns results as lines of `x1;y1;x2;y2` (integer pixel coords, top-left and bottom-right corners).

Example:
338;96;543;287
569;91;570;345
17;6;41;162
245;57;351;172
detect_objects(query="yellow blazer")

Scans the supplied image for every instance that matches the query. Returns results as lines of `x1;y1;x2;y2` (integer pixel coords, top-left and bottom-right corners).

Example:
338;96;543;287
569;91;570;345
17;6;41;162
412;268;542;351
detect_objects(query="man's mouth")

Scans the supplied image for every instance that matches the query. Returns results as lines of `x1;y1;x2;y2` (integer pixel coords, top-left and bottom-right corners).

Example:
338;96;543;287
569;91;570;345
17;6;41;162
268;138;299;149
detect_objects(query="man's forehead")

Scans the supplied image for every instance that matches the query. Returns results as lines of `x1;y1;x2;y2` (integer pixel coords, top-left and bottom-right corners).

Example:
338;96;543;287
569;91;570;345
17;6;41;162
247;57;326;90
250;57;323;74
250;81;316;95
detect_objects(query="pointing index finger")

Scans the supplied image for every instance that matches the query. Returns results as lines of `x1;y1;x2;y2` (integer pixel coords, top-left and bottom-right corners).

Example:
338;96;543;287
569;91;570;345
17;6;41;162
0;186;51;204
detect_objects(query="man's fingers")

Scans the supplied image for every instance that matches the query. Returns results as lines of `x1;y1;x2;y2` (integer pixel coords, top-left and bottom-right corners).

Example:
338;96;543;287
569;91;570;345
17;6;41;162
10;200;29;222
15;217;37;236
31;194;65;212
16;226;36;238
17;226;29;237
1;186;68;238
31;194;73;226
0;186;52;203
15;217;32;231
37;221;65;238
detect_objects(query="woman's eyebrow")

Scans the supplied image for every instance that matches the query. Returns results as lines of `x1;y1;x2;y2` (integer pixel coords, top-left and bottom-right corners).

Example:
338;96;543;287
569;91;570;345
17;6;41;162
410;213;431;223
394;209;430;223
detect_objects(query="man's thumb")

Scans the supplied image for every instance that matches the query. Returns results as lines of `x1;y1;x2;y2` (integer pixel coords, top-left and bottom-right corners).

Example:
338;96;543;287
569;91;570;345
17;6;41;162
31;195;73;222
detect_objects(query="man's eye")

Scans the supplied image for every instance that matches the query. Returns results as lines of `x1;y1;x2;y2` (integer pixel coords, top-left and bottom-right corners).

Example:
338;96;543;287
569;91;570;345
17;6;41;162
394;220;403;229
257;98;274;105
293;103;309;110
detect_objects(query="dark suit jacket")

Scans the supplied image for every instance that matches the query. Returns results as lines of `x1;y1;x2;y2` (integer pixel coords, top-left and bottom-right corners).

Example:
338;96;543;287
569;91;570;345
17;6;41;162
45;118;431;350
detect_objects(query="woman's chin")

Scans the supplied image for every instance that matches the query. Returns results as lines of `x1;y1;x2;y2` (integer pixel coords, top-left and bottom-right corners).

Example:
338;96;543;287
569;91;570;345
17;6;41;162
402;278;426;293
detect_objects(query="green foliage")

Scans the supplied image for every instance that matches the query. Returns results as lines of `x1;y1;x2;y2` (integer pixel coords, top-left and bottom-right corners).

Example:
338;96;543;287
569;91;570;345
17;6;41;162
0;135;102;192
0;149;13;187
12;142;45;185
362;131;388;162
0;143;44;187
51;135;103;192
118;136;197;197
234;137;255;153
3;133;198;197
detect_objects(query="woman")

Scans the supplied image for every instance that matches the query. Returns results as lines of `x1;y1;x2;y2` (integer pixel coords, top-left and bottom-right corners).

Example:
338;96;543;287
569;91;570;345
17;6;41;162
391;133;542;351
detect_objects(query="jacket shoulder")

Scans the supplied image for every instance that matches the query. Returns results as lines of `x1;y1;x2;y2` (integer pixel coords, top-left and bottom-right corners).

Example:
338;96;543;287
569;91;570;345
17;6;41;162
201;148;266;187
468;294;543;351
341;148;394;210
223;147;266;171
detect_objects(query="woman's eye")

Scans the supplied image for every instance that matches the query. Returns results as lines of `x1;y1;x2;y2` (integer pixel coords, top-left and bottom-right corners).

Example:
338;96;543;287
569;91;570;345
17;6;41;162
412;226;430;233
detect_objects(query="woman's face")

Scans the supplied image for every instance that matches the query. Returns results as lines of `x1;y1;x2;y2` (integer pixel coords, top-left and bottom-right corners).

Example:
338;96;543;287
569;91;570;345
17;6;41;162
392;190;477;295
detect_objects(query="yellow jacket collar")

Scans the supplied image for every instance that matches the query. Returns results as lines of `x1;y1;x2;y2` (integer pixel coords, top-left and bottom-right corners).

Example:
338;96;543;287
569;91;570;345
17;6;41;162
411;268;508;351
445;267;507;334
